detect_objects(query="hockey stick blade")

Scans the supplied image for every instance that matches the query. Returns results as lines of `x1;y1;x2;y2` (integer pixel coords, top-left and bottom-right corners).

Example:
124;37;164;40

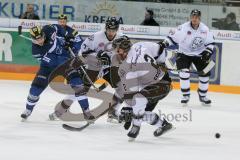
202;60;215;74
62;123;90;131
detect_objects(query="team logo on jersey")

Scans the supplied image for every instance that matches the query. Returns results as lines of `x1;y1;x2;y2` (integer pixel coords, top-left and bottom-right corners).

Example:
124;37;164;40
187;31;191;35
191;37;204;50
98;42;105;48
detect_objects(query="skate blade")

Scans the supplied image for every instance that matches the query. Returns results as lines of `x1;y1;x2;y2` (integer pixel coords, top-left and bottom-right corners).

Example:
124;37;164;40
48;115;60;121
48;118;60;121
161;126;176;136
201;102;211;107
181;103;188;107
21;118;27;122
86;120;95;124
155;126;176;137
128;137;136;142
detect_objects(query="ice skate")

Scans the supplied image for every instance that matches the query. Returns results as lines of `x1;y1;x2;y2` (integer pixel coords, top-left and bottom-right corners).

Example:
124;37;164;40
199;96;211;105
181;95;190;106
21;109;32;121
153;119;174;137
83;110;95;123
128;125;140;141
49;112;59;121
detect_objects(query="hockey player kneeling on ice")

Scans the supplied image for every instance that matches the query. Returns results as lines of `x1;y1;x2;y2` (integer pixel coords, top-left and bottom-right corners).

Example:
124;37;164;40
112;36;173;140
20;25;94;121
162;9;215;105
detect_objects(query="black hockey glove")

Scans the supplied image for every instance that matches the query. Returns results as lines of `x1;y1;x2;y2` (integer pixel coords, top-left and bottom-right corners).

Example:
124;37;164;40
200;49;213;62
64;34;75;49
123;121;132;130
157;40;169;58
97;51;111;66
119;107;133;130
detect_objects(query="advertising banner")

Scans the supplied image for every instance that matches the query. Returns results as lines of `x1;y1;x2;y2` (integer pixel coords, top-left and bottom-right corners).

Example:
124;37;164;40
0;0;240;30
0;30;38;73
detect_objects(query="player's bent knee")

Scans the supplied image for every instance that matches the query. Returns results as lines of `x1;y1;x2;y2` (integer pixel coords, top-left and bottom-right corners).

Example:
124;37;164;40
31;74;49;89
72;85;89;96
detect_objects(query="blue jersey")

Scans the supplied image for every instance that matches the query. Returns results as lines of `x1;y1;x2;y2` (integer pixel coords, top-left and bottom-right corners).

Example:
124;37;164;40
31;24;70;67
63;25;83;55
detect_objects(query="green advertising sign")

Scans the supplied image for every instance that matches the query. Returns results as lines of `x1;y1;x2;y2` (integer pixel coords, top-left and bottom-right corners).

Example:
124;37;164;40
0;30;38;65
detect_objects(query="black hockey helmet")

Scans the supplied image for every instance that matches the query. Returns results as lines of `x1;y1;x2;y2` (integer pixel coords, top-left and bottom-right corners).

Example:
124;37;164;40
30;26;44;40
105;17;119;30
58;14;67;20
112;35;132;52
190;9;201;17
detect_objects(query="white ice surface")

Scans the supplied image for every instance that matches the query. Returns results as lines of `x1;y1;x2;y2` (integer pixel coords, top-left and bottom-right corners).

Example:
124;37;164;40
0;80;240;160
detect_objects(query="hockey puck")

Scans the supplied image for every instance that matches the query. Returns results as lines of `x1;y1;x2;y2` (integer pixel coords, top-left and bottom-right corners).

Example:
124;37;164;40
215;133;221;139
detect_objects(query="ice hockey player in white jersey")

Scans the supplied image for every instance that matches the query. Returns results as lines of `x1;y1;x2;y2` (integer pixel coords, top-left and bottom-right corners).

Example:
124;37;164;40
79;17;124;122
161;9;215;105
111;36;173;140
49;17;123;122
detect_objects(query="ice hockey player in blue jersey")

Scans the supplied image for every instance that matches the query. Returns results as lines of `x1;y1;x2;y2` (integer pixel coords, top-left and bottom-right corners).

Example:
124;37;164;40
20;24;94;121
57;14;82;55
48;14;94;121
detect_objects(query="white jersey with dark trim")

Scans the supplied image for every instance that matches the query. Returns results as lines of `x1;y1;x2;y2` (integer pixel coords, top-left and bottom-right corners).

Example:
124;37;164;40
132;41;166;63
79;30;123;56
118;44;165;92
78;30;123;71
166;22;215;56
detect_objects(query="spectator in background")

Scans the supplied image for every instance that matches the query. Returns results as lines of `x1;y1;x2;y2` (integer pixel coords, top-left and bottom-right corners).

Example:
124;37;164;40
212;12;239;31
225;12;239;31
140;9;159;26
19;4;40;20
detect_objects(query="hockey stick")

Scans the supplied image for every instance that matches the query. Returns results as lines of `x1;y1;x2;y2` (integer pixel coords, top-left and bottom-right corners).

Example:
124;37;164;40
62;102;110;131
62;123;90;131
167;60;215;75
18;26;33;41
17;25;106;92
68;47;107;92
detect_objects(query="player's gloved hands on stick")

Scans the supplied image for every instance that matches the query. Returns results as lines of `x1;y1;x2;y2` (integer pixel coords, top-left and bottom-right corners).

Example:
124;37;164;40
97;51;111;66
200;49;212;62
157;40;169;56
64;34;75;49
